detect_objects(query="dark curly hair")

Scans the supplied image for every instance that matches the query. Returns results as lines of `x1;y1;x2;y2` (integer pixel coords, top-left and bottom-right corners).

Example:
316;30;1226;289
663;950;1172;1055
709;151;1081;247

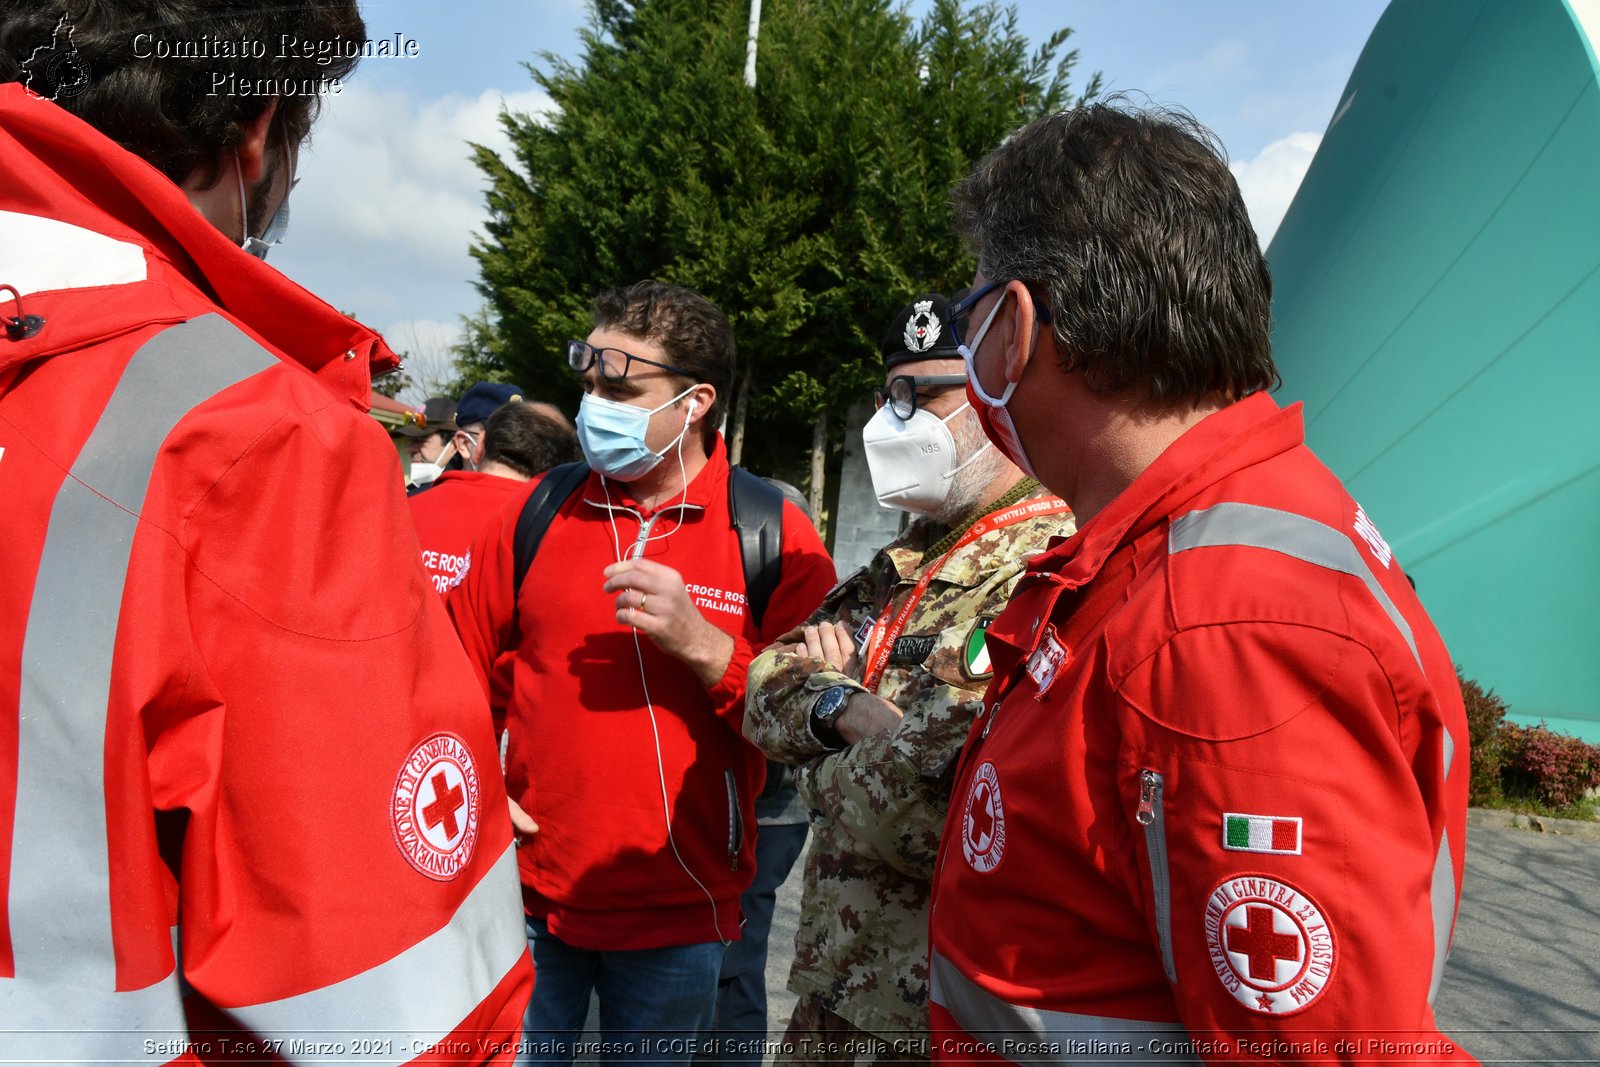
1;1;365;186
954;99;1279;407
591;280;735;449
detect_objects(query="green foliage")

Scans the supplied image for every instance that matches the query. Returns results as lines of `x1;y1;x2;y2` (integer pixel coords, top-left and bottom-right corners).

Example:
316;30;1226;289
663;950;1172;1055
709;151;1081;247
461;0;1097;474
1462;668;1600;819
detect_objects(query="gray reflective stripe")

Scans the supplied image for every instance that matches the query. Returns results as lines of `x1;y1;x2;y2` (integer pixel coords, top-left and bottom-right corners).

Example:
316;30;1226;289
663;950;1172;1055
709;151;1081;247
1426;829;1456;1006
929;951;1193;1065
231;845;527;1064
1168;502;1421;668
3;315;275;1060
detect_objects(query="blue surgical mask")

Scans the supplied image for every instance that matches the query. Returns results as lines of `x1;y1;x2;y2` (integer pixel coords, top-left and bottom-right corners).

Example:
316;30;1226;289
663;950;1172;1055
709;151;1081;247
237;147;296;260
576;385;696;481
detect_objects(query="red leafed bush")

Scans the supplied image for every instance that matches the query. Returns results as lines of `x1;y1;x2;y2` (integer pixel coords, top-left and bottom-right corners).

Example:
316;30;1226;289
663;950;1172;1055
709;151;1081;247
1460;670;1509;805
1499;722;1600;810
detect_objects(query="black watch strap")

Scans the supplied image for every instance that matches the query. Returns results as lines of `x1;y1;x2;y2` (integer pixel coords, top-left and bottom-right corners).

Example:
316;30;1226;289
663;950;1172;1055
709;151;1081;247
808;686;851;751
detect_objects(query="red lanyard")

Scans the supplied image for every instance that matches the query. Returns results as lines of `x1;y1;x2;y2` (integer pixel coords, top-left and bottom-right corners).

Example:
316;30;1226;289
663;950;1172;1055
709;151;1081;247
860;497;1071;691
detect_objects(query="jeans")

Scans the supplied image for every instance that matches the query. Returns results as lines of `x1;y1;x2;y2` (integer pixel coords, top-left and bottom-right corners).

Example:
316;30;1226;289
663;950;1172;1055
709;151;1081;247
700;821;809;1067
520;915;728;1066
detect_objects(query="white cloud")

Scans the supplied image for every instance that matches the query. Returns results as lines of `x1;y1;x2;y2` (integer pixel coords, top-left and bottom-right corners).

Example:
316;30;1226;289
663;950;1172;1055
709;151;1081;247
270;83;553;330
1230;130;1320;248
297;83;553;258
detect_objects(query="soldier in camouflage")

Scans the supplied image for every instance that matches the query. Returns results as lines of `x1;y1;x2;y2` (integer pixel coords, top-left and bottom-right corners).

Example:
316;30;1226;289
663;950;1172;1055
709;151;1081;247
744;295;1075;1060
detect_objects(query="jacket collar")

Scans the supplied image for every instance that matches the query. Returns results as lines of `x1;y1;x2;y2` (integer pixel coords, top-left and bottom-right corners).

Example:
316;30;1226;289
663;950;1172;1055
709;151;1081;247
0;86;395;408
1032;392;1304;588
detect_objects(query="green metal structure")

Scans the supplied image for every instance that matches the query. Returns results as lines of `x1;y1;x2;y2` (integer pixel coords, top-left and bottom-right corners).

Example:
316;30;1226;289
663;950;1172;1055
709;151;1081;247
1266;0;1600;739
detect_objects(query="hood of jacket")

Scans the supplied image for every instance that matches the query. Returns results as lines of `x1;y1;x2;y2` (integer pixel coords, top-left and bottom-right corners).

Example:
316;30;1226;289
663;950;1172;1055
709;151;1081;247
0;84;397;408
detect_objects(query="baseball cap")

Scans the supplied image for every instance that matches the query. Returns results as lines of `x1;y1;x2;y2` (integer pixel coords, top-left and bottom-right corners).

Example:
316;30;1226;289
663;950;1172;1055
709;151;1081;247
455;382;526;427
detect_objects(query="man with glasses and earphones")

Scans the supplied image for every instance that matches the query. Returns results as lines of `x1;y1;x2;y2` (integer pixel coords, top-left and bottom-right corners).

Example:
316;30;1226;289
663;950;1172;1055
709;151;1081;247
447;280;836;1062
742;294;1073;1056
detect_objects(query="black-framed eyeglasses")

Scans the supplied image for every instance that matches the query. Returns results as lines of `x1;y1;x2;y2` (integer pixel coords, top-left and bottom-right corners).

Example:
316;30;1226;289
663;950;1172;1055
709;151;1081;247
873;374;967;420
566;339;692;381
948;281;1053;345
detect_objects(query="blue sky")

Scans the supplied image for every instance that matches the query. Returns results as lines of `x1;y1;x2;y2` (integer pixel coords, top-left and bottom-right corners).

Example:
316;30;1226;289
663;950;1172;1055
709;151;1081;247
270;0;1391;400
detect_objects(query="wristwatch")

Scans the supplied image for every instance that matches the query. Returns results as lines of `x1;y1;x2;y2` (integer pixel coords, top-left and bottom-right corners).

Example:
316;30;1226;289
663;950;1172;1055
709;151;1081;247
808;685;854;751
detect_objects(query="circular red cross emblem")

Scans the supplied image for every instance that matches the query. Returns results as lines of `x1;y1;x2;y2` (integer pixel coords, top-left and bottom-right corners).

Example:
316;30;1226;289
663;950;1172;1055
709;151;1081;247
961;762;1006;873
392;732;480;881
1204;874;1335;1015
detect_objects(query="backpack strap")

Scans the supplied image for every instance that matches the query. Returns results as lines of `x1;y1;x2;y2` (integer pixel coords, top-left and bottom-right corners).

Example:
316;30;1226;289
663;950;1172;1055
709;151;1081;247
512;461;786;629
513;460;592;595
727;467;784;631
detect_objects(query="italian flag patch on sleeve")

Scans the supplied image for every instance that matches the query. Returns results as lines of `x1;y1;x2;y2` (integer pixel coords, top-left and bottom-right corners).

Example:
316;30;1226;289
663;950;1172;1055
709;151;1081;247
1222;812;1302;855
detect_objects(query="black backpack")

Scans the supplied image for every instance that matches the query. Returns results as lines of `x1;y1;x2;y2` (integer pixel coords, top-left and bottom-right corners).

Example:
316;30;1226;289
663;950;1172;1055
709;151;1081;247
511;461;784;629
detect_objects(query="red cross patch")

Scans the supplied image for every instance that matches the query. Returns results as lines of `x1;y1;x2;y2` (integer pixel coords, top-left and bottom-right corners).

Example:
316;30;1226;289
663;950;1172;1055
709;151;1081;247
961;762;1007;873
392;732;481;881
1204;874;1335;1015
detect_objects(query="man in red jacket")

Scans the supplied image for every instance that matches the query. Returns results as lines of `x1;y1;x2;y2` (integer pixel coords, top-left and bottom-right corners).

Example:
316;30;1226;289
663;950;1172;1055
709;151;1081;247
0;4;530;1062
447;281;837;1063
927;103;1475;1063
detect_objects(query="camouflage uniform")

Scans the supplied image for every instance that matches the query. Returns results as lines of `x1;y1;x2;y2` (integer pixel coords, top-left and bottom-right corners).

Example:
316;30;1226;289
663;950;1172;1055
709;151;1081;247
744;480;1074;1044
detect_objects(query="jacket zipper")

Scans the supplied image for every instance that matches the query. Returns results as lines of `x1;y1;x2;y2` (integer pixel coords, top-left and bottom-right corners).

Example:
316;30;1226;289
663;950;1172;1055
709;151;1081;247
724;769;743;871
630;513;658;560
1136;768;1178;984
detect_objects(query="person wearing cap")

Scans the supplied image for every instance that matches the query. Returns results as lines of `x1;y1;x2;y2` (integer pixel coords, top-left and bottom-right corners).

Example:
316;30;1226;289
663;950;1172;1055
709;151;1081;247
742;294;1074;1055
409;391;577;596
399;395;460;491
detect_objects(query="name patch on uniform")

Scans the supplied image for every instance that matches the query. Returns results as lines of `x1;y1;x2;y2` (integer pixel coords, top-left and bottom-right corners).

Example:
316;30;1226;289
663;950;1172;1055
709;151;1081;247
1222;813;1303;855
1204;874;1335;1016
1025;624;1068;697
890;634;937;665
392;732;481;881
961;762;1006;873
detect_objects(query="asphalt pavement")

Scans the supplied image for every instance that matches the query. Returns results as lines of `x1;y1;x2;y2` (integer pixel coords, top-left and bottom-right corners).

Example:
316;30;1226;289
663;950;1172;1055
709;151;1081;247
755;820;1600;1064
570;818;1597;1063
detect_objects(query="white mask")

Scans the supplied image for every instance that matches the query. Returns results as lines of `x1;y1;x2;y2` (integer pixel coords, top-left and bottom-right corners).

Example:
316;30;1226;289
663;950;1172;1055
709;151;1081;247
409;460;444;487
862;400;992;515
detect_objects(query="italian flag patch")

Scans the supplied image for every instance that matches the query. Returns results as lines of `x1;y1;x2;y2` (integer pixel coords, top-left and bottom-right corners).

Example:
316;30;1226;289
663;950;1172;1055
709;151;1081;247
1222;813;1302;855
963;618;994;679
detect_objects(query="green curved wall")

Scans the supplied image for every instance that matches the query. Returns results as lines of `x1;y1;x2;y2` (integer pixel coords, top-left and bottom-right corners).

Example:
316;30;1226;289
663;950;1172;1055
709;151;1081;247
1266;0;1600;740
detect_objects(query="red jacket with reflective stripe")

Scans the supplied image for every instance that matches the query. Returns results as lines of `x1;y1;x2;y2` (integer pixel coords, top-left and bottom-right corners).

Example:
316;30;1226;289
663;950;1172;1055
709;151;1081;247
0;86;531;1063
446;447;837;950
928;394;1475;1064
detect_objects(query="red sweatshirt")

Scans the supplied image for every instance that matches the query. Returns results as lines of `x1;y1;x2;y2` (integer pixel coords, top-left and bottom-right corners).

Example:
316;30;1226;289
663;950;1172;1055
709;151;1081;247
0;86;529;1062
410;470;532;726
447;444;837;950
410;470;533;594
